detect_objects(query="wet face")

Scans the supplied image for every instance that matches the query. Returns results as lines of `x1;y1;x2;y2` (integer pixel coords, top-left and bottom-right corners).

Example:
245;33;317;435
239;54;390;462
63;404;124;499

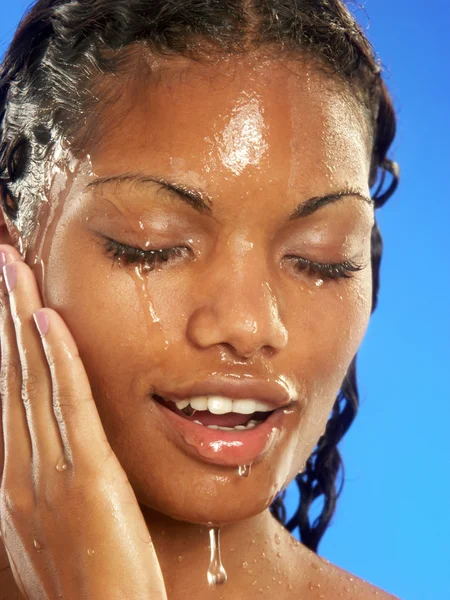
25;53;374;525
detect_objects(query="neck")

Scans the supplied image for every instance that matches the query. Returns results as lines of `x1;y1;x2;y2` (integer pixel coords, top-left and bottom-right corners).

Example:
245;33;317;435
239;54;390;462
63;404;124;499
141;505;300;598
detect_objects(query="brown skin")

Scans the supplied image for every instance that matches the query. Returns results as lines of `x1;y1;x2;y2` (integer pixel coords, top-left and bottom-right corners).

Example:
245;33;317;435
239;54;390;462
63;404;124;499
0;52;398;598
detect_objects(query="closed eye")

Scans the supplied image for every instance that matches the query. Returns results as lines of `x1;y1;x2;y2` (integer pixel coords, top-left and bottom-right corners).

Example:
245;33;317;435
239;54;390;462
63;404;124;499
285;255;365;280
101;237;192;271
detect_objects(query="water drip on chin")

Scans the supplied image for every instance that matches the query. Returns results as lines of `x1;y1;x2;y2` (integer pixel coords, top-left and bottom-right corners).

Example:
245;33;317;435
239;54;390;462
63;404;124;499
238;463;252;478
207;527;227;588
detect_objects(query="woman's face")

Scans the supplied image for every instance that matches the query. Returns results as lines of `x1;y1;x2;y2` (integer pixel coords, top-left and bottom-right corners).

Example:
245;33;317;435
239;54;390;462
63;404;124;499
26;53;374;525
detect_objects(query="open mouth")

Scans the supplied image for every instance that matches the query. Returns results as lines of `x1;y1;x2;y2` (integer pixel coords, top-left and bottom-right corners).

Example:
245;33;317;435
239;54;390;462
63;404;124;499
152;394;275;431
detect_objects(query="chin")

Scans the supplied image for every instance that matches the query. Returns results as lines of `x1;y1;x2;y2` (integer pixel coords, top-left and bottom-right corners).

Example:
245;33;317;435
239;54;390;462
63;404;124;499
135;478;276;527
160;503;269;527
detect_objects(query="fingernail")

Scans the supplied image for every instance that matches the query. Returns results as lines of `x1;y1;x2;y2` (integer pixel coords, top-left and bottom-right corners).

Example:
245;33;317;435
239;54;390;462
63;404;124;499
3;263;17;292
33;311;50;337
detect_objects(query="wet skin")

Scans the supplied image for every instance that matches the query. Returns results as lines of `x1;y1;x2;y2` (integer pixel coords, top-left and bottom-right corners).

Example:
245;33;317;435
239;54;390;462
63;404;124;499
0;51;397;598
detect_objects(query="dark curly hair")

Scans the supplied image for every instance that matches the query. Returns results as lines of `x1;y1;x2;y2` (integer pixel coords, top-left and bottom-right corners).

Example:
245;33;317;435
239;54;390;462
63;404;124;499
0;0;399;553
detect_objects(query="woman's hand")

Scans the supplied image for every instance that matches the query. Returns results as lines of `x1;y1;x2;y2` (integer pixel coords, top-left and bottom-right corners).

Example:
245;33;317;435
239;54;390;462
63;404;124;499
0;245;167;600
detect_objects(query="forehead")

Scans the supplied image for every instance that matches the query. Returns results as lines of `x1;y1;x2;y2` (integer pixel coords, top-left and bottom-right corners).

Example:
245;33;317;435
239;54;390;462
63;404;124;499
89;52;371;196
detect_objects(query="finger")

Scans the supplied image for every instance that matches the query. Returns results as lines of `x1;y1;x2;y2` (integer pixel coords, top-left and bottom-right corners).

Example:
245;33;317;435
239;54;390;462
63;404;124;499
4;259;65;475
0;245;24;487
34;308;113;470
0;254;32;486
0;302;3;488
2;542;28;600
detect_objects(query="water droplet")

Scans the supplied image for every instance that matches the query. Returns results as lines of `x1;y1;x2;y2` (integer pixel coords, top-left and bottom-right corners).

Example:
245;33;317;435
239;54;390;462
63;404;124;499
207;527;227;588
315;278;324;287
309;581;321;590
87;548;95;556
276;551;281;558
56;458;68;472
242;561;249;569
177;555;183;563
349;577;354;582
134;524;152;545
33;539;42;551
274;532;281;545
312;562;323;571
238;463;252;477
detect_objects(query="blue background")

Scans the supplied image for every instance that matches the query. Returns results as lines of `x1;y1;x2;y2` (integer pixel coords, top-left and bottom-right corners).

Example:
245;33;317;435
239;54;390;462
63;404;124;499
1;2;448;599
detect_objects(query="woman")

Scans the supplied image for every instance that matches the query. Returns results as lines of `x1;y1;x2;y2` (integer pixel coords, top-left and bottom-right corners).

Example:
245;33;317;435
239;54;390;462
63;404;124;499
0;0;400;598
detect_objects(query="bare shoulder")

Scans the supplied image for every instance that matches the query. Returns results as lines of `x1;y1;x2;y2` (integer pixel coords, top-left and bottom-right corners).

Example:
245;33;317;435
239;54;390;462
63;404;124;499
286;535;400;600
0;537;23;599
315;557;400;599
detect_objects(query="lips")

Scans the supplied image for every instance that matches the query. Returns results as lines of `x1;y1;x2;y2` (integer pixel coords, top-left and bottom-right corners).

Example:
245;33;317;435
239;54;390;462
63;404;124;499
149;375;298;466
151;394;292;467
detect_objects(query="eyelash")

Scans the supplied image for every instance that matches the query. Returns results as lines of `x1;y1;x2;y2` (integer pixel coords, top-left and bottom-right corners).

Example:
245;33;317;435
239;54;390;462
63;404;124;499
285;255;365;280
103;238;191;271
102;238;365;281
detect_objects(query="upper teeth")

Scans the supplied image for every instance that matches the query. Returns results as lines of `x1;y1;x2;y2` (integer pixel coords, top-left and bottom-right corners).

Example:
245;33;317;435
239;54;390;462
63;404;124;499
169;395;274;415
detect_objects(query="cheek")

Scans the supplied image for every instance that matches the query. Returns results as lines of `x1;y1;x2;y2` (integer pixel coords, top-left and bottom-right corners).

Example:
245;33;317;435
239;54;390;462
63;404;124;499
287;269;372;383
335;269;373;359
42;223;193;391
279;270;372;481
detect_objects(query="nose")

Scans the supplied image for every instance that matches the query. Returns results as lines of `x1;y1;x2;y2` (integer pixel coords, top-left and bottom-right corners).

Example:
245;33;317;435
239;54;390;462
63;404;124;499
186;254;288;360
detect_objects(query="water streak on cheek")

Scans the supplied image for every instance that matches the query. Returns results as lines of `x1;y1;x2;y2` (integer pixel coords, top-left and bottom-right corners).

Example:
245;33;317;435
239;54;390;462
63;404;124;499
103;186;172;348
123;266;179;397
133;265;161;323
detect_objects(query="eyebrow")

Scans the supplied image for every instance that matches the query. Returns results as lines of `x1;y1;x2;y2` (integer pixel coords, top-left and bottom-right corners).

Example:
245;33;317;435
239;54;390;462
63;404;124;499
85;173;373;218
